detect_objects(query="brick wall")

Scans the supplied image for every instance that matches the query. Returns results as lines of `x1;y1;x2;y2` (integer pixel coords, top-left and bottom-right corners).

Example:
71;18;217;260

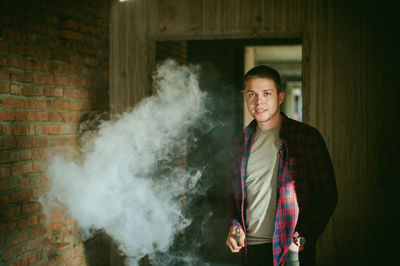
0;0;111;265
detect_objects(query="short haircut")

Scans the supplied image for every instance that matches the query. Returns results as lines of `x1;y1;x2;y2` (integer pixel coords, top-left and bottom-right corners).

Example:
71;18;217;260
243;65;283;93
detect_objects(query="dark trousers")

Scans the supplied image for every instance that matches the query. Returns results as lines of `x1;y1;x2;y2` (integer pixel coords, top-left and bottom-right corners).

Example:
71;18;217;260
244;242;316;266
246;243;274;266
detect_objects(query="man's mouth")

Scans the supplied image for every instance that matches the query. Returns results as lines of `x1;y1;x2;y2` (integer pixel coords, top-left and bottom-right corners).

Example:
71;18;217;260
255;109;266;115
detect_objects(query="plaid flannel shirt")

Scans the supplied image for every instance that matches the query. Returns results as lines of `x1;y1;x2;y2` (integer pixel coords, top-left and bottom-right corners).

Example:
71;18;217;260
227;113;337;265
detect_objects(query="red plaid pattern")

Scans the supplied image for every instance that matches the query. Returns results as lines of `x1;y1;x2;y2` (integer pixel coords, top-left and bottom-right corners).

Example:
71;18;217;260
227;113;337;265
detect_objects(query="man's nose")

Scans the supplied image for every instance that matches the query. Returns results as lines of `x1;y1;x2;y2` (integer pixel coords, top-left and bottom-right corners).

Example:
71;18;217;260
256;94;264;105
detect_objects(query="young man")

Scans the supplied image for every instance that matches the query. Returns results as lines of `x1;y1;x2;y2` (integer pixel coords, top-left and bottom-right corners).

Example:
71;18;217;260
226;65;337;266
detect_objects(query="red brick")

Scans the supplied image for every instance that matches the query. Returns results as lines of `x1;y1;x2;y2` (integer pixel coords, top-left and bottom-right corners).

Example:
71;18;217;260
52;100;70;110
102;70;109;80
34;73;54;85
16;150;32;161
55;249;73;264
48;219;66;233
66;217;78;227
70;101;90;111
61;19;78;30
69;54;85;65
44;87;63;97
0;69;10;80
39;213;47;223
0;152;11;163
22;201;42;214
27;112;48;122
46;14;60;25
0;166;12;178
11;71;33;83
60;124;77;134
10;45;50;59
4;125;30;136
42;125;60;135
70;77;87;87
1;97;26;109
18;177;31;188
15;111;27;121
2;56;30;70
61;29;85;41
65;65;82;75
9;189;33;203
33;188;47;200
16;245;26;256
1;247;15;262
33;161;46;173
16;138;34;148
0;181;8;192
0;194;10;205
0;222;17;235
17;214;39;229
0;110;15;121
41;175;49;184
65;136;79;146
0;137;16;150
80;24;97;35
27;239;40;251
34;86;45;96
63;88;73;97
27;33;37;44
30;225;44;238
30;60;49;72
16;137;49;149
10;83;22;94
87;80;103;89
48;112;64;122
4;28;27;42
22;86;35;96
12;162;34;176
0;41;8;52
26;99;46;109
33;149;51;160
54;76;69;86
49;63;65;73
76;89;89;98
0;81;9;93
19;251;40;265
5;231;28;247
51;51;69;62
67;256;85;266
85;56;100;66
64;113;82;122
50;208;67;220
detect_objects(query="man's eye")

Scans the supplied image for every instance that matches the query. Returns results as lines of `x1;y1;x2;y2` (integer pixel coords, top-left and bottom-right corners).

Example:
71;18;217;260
248;93;255;97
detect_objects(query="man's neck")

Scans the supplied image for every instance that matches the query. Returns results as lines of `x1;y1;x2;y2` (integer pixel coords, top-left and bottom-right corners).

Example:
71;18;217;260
257;113;282;130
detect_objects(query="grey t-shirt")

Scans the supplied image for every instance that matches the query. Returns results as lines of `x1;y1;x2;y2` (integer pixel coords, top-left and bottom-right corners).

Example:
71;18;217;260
246;125;282;245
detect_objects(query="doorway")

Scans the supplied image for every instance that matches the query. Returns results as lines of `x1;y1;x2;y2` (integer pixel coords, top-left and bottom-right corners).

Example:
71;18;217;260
154;38;302;265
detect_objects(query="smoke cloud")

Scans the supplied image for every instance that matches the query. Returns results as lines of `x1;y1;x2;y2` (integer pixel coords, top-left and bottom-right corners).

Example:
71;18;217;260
41;60;213;265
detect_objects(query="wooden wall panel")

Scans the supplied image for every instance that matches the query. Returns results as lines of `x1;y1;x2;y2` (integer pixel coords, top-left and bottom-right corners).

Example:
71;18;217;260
110;0;151;113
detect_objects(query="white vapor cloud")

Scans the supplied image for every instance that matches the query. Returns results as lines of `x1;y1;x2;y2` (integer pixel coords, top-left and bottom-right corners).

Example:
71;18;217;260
41;60;211;265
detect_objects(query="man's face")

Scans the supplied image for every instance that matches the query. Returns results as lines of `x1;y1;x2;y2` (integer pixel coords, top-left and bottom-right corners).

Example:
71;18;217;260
244;77;284;129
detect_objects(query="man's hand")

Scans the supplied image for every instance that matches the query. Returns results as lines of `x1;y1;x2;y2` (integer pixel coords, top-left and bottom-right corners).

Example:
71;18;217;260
288;242;304;252
226;226;245;253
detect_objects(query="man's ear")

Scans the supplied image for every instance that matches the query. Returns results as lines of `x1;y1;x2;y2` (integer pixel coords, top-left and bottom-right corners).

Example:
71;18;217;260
278;91;285;105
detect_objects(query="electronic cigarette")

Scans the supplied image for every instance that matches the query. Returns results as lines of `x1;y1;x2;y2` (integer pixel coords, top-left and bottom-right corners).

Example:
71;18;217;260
235;227;240;244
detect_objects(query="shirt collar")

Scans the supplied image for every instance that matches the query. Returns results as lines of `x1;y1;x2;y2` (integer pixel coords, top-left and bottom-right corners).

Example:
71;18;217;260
245;112;290;141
